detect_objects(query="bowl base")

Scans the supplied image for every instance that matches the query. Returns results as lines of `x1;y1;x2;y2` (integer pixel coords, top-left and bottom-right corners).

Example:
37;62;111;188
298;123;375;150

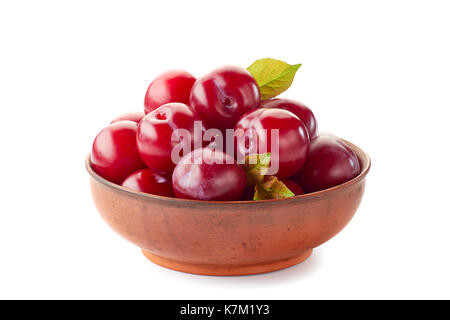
142;249;313;276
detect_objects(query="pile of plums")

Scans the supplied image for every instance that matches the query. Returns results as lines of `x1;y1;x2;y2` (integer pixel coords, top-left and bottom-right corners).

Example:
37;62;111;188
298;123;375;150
90;66;360;201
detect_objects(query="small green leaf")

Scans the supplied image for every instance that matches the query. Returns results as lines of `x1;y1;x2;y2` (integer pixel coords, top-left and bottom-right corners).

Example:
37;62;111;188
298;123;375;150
247;58;301;100
242;152;295;200
244;153;271;186
253;176;295;200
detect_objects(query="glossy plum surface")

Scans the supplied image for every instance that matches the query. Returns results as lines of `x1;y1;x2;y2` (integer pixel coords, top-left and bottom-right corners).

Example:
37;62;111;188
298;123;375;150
111;111;145;124
295;134;361;193
282;180;304;196
189;66;260;130
234;108;310;179
137;103;205;174
262;98;317;140
144;70;196;114
91;121;146;184
172;148;246;201
121;168;174;197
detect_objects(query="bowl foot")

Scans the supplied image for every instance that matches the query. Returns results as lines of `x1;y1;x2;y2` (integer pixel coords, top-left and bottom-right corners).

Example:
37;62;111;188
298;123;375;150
142;249;313;276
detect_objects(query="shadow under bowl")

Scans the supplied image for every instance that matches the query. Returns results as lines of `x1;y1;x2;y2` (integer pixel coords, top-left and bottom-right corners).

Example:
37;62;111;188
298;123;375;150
86;139;370;276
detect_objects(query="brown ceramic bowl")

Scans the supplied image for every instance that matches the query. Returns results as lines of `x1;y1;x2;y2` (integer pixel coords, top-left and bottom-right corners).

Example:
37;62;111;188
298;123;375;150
86;139;370;276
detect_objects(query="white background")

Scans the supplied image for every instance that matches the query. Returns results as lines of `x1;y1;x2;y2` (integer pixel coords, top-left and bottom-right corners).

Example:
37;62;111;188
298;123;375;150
1;0;449;299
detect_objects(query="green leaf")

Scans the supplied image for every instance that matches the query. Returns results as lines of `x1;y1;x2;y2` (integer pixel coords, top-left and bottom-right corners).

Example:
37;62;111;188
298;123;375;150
247;58;301;100
244;153;271;186
242;152;295;200
253;176;295;200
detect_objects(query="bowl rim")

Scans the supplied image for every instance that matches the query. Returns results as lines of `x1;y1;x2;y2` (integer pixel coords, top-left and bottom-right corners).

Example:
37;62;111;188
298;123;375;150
86;138;371;205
